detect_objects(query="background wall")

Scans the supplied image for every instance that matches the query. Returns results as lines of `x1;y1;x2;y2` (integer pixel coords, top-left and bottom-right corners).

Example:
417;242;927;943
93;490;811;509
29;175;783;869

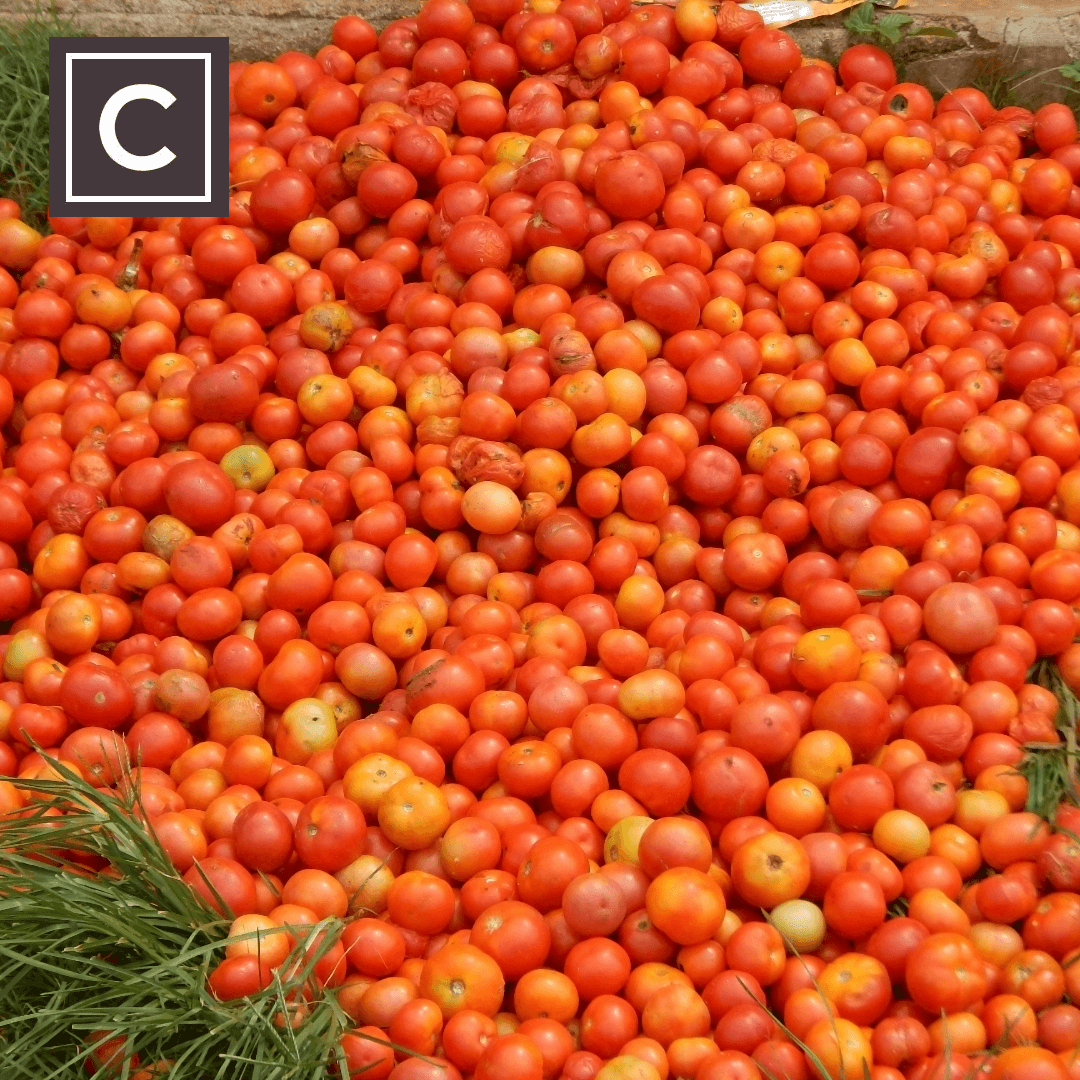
0;0;406;59
0;0;1074;107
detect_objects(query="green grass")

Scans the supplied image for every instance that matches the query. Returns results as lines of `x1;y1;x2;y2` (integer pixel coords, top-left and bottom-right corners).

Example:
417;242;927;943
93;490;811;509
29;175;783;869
0;756;388;1080
0;4;91;231
1020;658;1079;823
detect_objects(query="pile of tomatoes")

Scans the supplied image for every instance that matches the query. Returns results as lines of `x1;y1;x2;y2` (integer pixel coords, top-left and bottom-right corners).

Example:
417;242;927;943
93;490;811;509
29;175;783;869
3;0;1080;1077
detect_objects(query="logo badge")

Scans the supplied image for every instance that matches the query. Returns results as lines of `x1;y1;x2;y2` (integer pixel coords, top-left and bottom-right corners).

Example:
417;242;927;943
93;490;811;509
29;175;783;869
49;37;228;216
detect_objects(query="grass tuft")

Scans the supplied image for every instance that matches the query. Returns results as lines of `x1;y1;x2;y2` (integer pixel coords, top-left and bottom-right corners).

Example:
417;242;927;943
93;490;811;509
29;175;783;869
0;757;367;1079
965;46;1028;111
0;4;91;230
1020;658;1079;823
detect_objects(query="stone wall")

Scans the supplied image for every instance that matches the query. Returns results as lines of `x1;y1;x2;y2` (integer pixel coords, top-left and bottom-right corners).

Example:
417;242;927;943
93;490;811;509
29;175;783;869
0;0;411;60
1;0;1075;106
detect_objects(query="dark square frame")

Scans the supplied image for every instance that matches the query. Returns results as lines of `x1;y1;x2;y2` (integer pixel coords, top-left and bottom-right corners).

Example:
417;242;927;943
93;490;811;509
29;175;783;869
49;36;229;216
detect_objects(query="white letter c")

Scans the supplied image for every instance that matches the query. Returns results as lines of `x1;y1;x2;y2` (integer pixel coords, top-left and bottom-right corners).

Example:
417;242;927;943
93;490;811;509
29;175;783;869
99;83;177;172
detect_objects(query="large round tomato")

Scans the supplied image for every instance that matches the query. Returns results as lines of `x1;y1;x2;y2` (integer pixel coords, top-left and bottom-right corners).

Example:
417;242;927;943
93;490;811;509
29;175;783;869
905;932;988;1013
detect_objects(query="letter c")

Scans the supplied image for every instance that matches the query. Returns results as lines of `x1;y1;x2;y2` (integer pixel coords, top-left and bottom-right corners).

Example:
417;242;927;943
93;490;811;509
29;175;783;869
99;83;177;172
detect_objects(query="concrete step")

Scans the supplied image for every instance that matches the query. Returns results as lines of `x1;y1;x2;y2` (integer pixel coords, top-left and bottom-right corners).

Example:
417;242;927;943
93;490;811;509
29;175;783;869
909;0;1078;49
